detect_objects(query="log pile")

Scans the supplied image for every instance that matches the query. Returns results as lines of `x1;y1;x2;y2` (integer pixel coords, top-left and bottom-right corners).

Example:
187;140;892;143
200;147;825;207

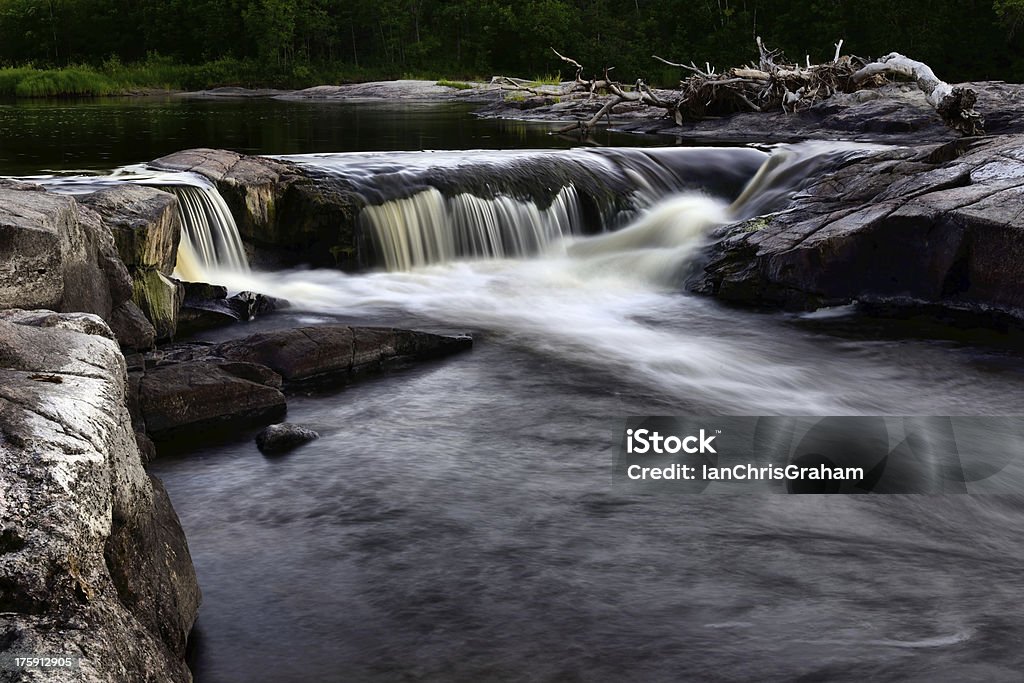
496;39;984;137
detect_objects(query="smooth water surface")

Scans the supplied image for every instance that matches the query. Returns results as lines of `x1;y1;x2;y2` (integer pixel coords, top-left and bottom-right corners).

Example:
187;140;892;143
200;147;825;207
0;96;656;175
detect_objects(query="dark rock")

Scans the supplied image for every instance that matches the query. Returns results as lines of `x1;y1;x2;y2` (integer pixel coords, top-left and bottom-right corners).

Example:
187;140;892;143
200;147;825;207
109;300;157;351
210;325;474;386
150;148;364;269
229;290;289;319
177;282;289;336
181;280;228;301
692;134;1024;323
255;423;320;454
140;361;286;441
0;312;199;682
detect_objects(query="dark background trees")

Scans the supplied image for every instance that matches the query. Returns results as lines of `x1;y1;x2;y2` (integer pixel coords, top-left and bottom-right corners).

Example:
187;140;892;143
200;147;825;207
0;0;1020;85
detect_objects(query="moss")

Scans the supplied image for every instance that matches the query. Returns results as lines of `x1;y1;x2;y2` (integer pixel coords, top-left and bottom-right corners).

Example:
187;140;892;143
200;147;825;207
740;216;773;232
131;268;182;340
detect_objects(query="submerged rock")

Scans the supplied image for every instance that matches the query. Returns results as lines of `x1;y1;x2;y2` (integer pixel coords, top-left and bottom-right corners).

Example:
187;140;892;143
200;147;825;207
255;423;320;454
0;311;199;682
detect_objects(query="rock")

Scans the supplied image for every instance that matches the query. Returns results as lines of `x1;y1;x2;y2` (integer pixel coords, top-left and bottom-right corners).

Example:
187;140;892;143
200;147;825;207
134;325;471;447
77;185;182;275
177;282;289;336
150;148;364;269
209;325;474;386
489;81;1024;145
109;300;157;351
0;312;199;682
0;184;131;320
255;423;320;454
692;134;1024;322
140;361;286;441
132;268;185;341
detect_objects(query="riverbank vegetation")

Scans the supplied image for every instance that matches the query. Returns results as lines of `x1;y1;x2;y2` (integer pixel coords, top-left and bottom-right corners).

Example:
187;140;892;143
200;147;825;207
0;0;1021;96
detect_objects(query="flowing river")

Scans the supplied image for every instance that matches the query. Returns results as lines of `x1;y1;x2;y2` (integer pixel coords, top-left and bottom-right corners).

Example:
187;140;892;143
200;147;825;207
8;97;1024;682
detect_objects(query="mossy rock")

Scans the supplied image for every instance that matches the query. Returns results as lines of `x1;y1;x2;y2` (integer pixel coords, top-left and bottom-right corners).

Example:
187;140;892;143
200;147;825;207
131;268;184;341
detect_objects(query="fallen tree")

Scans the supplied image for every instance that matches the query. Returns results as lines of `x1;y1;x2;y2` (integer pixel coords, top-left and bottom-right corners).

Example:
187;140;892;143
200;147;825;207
495;39;984;137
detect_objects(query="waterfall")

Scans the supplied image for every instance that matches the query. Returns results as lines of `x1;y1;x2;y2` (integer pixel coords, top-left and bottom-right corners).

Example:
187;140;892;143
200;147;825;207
282;146;769;272
9;166;251;281
362;186;584;271
160;180;249;279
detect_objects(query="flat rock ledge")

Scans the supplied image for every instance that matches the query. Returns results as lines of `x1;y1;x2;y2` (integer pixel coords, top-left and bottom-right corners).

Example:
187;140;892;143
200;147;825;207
130;325;472;443
690;133;1024;324
0;311;200;682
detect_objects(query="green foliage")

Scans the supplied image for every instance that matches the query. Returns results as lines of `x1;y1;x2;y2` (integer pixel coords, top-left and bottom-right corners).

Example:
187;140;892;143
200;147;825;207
437;79;474;89
0;66;118;97
0;0;1019;97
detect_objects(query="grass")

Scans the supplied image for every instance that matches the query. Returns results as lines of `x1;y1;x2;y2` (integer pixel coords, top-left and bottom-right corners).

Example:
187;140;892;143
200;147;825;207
437;79;474;90
0;55;490;98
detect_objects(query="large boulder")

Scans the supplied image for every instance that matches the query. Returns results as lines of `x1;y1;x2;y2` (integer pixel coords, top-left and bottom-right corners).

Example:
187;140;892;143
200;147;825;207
0;311;199;682
77;185;182;276
150;149;363;268
0;182;131;321
139;361;286;442
692;134;1024;322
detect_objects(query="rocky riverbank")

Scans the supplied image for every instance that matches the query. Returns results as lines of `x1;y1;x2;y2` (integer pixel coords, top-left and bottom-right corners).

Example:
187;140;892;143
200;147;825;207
689;134;1024;325
0;163;474;680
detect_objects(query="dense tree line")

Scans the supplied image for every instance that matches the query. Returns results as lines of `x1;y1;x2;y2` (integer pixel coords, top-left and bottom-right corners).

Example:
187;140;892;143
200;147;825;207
0;0;1020;84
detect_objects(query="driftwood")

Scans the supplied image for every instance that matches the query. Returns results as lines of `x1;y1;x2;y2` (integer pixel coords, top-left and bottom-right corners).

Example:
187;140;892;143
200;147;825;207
852;53;984;135
496;39;984;137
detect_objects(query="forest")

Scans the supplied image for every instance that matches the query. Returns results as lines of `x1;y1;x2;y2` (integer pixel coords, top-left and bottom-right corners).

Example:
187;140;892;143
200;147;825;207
0;0;1022;91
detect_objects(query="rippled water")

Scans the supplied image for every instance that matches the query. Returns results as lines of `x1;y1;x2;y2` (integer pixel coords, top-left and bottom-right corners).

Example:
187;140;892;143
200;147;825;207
152;215;1024;681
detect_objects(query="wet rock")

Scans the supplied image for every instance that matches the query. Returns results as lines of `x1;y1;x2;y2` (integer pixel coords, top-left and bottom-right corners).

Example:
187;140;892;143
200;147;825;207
209;325;474;386
131;268;185;341
177;282;288;336
255;423;320;454
139;361;286;441
0;312;199;682
150;148;364;269
692;134;1024;322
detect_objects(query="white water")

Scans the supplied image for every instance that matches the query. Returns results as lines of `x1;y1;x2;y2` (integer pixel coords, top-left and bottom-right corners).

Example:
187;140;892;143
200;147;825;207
363;186;584;270
203;192;851;414
164;180;249;280
7;166;250;281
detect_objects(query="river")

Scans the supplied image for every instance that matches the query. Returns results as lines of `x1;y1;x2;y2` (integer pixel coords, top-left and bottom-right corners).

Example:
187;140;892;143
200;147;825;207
6;96;1024;682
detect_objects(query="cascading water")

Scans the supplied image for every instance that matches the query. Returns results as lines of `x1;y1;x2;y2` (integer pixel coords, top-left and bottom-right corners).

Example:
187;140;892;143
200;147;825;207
160;179;249;279
6;167;250;281
281;146;768;271
362;186;584;271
